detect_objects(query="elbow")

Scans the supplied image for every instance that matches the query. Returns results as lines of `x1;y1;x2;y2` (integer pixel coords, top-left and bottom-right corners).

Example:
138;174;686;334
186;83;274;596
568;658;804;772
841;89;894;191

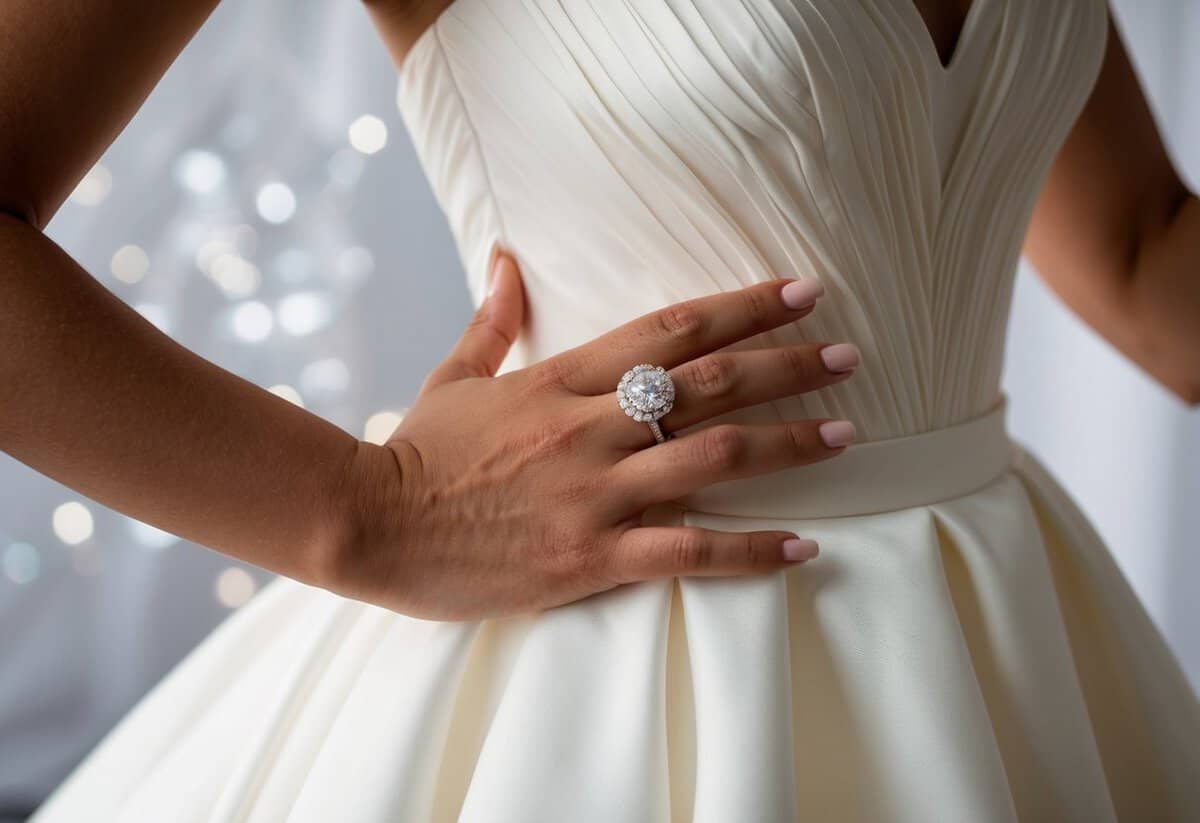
0;193;41;231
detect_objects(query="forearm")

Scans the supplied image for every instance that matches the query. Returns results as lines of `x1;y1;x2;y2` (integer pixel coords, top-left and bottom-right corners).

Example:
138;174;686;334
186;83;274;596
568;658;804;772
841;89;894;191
0;213;374;583
1123;192;1200;400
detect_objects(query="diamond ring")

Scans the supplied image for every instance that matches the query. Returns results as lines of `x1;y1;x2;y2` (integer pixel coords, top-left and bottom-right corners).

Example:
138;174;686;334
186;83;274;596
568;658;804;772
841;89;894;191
616;364;676;444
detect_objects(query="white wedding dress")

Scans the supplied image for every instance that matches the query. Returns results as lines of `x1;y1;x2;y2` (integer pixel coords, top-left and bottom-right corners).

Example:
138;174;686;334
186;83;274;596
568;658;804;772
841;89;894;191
31;0;1200;820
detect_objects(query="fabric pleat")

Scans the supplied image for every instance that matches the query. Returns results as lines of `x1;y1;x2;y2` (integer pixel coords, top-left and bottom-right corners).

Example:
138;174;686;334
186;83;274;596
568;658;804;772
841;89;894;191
31;1;1200;821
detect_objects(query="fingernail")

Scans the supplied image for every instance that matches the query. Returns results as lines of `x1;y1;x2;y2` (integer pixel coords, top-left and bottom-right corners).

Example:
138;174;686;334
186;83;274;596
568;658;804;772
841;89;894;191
782;537;820;562
819;420;856;448
819;343;860;373
781;277;825;309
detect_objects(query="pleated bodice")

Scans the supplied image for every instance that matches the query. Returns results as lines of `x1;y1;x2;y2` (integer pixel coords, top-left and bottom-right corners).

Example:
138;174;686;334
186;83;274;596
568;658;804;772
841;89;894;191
397;0;1109;437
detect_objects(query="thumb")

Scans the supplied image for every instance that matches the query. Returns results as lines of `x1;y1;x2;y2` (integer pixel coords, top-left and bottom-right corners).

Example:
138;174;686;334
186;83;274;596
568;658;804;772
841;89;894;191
424;248;526;390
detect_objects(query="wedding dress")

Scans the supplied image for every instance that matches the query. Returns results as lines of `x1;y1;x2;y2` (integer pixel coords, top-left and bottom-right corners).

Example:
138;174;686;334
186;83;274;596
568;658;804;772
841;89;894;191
31;0;1200;820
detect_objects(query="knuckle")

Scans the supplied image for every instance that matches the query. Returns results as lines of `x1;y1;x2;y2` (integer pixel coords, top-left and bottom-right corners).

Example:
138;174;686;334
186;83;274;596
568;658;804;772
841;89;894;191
531;413;588;457
740;285;772;326
655;300;704;342
780;345;818;383
531;355;572;391
740;532;769;568
698;425;745;472
786;422;816;458
686;355;736;399
670;529;711;572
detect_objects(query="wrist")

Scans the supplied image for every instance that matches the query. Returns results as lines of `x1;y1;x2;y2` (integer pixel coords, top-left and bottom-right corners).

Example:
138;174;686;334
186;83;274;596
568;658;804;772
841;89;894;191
312;438;408;598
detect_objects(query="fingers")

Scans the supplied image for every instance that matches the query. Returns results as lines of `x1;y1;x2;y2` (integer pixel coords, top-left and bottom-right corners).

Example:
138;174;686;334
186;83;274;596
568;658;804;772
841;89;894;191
423;249;526;391
545;277;826;395
603;527;819;583
601;342;860;449
609;418;856;508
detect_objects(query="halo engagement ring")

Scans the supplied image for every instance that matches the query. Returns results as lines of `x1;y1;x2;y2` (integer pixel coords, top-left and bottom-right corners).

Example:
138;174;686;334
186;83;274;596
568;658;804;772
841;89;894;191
616;363;676;444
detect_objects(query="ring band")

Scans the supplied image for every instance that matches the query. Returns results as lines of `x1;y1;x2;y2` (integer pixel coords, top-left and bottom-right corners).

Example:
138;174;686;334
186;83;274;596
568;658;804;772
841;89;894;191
616;364;676;445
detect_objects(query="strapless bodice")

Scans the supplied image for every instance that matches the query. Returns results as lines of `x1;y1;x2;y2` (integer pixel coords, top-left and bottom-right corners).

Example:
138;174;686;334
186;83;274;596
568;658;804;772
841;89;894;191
396;0;1107;440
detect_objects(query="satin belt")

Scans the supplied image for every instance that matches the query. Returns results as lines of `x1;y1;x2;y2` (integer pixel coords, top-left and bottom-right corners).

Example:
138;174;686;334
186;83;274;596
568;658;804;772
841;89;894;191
672;398;1015;521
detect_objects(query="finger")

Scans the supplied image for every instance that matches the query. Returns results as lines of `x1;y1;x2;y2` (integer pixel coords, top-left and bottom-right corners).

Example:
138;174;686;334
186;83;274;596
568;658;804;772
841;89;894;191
599;342;860;449
610;418;856;508
545;277;825;395
604;527;819;583
424;249;525;390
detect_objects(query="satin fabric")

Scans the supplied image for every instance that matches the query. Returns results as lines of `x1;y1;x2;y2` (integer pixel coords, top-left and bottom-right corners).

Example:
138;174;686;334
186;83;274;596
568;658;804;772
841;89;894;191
32;0;1200;820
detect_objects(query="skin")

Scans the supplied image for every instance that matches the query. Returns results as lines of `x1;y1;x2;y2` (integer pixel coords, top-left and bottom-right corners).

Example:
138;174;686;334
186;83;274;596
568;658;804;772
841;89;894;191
0;1;1196;621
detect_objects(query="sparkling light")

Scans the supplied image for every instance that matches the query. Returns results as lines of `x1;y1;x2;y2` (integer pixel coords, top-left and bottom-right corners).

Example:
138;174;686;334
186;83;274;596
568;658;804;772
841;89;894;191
173;149;227;194
69;165;113;206
215;567;257;608
363;410;404;445
277;292;332;336
53;502;94;545
231;301;273;342
210;253;262;298
3;542;40;585
335;246;374;285
300;357;350;396
348;115;388;155
128;519;179;550
255;182;296;224
110;244;150;284
268;384;305;407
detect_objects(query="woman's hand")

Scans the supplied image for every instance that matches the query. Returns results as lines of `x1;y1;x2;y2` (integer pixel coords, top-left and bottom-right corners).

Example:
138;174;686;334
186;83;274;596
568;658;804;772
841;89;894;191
334;252;860;620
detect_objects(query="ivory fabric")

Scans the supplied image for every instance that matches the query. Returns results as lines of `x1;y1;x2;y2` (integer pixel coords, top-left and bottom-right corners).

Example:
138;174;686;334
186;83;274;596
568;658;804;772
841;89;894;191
32;0;1200;820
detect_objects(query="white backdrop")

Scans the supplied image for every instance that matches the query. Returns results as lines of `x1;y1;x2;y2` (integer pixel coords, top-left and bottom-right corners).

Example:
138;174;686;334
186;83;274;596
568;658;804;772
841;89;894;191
1;1;1196;816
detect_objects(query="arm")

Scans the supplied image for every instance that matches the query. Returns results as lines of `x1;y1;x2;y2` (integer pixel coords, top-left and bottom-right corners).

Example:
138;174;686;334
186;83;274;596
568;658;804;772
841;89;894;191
1024;10;1200;404
0;1;370;583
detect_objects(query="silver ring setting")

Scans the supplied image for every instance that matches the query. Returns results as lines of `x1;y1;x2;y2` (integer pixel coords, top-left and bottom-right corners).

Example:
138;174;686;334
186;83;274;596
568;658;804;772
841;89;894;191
616;364;676;444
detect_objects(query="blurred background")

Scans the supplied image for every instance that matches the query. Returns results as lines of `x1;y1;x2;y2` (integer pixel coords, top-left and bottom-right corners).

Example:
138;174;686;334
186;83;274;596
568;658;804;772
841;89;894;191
1;0;1197;818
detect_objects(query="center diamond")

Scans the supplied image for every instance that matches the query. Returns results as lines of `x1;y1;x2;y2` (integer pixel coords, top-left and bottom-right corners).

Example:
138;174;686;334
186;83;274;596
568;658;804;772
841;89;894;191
627;370;671;409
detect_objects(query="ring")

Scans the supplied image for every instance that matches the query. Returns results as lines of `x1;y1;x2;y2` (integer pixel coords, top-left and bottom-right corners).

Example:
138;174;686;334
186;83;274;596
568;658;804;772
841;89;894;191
616;363;676;444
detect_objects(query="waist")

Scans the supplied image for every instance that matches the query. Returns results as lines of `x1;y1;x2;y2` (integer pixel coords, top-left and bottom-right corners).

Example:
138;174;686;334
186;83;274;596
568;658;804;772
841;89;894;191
674;399;1015;520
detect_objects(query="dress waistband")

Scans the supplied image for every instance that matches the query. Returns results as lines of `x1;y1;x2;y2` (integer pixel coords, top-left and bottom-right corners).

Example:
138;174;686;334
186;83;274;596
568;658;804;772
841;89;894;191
674;398;1015;520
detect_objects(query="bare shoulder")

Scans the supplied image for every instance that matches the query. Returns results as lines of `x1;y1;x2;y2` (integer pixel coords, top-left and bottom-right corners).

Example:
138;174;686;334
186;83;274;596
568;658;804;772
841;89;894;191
363;0;456;70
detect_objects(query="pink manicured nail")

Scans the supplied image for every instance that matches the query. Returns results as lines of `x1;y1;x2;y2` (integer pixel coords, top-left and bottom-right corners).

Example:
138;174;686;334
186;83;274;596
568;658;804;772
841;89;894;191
819;420;856;448
819;343;860;373
781;278;825;309
782;538;820;562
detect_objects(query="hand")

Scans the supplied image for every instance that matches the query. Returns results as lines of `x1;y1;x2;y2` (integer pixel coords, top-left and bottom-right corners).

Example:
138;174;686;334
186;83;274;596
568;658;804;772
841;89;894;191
334;250;860;620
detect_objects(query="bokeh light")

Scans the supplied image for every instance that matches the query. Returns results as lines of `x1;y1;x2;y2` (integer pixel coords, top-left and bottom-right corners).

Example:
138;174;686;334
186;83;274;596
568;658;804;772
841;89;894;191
363;410;404;444
230;301;273;342
277;291;332;336
214;567;257;608
173;149;227;194
69;165;113;206
348;114;388;155
110;244;150;284
3;542;40;585
267;384;305;407
300;357;350;397
52;502;94;546
255;182;296;224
